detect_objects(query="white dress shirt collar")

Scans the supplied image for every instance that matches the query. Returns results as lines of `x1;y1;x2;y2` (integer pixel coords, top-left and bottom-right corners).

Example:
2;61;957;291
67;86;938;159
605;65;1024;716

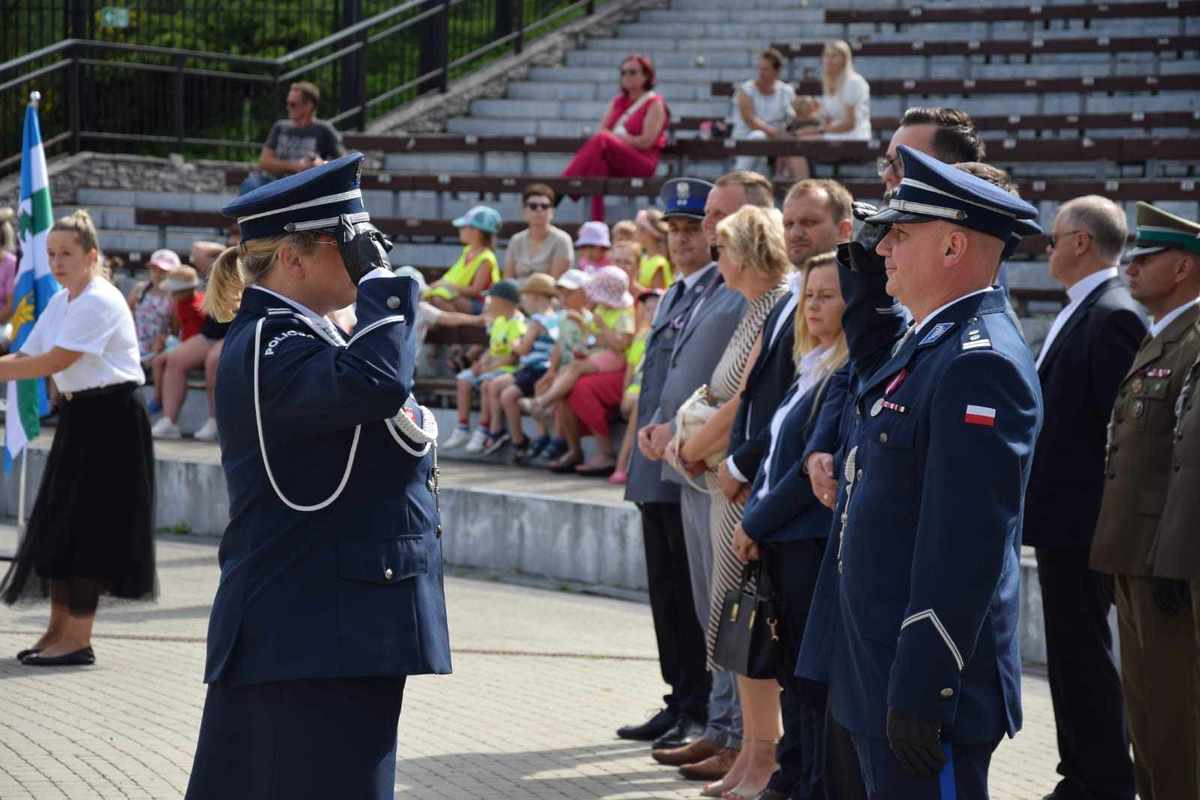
249;285;346;345
1150;296;1200;339
1066;266;1119;306
680;262;716;292
913;287;993;337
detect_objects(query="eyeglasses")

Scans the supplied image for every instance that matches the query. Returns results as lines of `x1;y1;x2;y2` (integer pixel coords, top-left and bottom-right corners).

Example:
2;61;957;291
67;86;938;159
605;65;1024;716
875;154;901;178
525;201;552;211
620;68;641;76
1047;229;1092;249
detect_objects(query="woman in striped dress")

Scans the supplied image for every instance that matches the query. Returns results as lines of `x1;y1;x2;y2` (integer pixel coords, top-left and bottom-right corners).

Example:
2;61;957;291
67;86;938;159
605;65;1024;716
677;205;791;799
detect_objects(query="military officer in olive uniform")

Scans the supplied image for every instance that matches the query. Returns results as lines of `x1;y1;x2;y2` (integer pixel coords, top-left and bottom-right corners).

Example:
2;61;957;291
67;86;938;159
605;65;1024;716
1092;202;1200;800
799;146;1045;797
185;153;451;800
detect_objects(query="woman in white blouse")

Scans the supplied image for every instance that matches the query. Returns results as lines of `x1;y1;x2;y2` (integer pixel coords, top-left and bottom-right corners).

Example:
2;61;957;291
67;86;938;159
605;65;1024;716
0;210;156;668
791;40;873;178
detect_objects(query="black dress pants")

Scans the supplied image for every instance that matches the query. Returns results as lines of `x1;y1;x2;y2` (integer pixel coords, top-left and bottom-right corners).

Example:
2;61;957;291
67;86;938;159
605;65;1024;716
640;501;710;723
1036;546;1134;800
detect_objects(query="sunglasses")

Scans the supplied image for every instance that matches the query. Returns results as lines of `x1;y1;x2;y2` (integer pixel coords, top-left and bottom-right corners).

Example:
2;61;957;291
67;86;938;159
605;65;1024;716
1047;230;1092;249
525;201;552;211
875;154;901;178
620;68;641;76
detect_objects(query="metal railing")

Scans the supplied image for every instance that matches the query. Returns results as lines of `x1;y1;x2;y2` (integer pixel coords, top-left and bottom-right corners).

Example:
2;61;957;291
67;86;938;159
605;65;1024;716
1;0;602;174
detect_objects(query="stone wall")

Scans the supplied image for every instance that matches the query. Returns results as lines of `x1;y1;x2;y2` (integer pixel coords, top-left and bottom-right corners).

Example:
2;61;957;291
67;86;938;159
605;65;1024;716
0;151;241;208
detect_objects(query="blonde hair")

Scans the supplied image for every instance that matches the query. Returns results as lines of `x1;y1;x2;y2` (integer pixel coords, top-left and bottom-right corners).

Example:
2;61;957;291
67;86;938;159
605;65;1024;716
205;233;320;322
50;209;103;274
611;220;638;244
821;40;855;98
716;205;790;280
792;251;848;374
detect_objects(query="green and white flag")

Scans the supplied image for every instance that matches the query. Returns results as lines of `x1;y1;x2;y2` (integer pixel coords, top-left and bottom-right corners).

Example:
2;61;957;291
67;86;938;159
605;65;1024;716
6;95;61;469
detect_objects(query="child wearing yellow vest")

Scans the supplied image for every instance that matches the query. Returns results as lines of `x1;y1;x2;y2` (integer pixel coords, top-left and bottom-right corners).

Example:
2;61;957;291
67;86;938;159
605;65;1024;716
443;280;528;453
634;207;672;292
424;206;501;314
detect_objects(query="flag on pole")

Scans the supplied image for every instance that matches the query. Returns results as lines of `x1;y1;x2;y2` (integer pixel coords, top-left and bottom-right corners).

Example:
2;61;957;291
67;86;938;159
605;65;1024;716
6;93;61;470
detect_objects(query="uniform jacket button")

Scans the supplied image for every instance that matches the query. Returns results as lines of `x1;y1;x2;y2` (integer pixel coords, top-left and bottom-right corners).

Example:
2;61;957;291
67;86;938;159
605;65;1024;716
384;567;394;581
940;687;955;699
386;296;402;310
856;469;863;481
879;432;889;444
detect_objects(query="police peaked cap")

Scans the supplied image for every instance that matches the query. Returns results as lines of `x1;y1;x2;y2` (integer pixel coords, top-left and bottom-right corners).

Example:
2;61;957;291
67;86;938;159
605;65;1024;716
866;145;1042;243
223;152;370;242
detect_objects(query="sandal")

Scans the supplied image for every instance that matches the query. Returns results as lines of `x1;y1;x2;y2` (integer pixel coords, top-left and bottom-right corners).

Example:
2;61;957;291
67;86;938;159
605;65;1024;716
548;453;583;474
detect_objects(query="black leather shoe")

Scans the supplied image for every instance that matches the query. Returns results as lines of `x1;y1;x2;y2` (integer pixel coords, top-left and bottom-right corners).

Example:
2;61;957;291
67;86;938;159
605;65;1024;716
617;707;678;741
652;716;704;750
21;646;95;666
16;647;40;661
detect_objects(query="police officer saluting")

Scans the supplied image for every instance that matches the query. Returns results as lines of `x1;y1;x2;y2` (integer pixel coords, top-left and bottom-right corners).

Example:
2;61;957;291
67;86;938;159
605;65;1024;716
820;146;1043;796
1091;202;1200;800
185;153;450;800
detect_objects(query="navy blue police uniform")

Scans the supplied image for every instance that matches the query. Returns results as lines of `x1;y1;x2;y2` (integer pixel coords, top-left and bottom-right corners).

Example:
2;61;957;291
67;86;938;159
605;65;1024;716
185;153;451;800
797;146;1044;798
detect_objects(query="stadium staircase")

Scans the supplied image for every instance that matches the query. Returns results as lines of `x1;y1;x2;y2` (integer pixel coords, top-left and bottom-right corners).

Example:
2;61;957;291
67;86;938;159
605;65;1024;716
67;0;1199;324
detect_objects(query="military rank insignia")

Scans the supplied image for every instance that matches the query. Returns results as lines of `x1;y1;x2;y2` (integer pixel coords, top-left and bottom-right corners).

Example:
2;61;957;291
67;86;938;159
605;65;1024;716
964;404;997;427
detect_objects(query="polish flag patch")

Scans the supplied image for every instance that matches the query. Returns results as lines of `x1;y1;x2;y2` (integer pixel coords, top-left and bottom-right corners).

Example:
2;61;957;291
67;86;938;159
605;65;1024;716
964;405;996;427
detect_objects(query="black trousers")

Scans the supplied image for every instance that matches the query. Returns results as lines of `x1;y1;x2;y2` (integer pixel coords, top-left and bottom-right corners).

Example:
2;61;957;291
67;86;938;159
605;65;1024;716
1036;546;1135;800
640;502;710;723
763;538;829;799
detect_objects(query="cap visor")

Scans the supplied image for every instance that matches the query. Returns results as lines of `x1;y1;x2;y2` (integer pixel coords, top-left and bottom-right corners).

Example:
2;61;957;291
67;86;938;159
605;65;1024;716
661;210;706;220
451;216;469;228
1124;245;1167;261
863;207;938;226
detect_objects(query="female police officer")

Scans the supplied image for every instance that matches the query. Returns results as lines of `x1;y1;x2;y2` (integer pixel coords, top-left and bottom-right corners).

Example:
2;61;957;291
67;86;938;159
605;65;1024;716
184;153;450;800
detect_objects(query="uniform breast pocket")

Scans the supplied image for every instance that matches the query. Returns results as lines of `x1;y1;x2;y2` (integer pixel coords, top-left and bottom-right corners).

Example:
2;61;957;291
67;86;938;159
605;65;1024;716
863;413;920;506
337;537;428;585
1134;379;1172;433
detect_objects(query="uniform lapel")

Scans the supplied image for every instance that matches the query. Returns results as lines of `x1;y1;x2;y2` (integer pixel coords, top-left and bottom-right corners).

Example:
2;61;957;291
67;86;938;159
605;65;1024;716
670;269;722;360
1037;277;1118;377
1128;304;1200;377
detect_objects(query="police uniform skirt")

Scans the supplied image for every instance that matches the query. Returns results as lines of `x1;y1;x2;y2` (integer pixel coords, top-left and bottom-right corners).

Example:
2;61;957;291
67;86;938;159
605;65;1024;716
0;382;156;605
185;676;407;800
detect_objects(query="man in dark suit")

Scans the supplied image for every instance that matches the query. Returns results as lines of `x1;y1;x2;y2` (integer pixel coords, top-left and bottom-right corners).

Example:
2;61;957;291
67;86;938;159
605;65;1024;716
1023;196;1146;800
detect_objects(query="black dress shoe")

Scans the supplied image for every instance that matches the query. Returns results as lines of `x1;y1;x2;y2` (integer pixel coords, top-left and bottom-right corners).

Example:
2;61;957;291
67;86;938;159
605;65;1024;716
652;716;704;750
16;647;40;661
21;646;95;666
617;707;679;741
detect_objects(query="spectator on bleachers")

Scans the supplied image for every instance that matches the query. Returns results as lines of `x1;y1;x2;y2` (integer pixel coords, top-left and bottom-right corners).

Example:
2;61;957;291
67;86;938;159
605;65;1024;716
731;48;799;178
609;288;661;485
425;206;502;314
562;53;671;222
791;40;872;179
0;207;17;352
504;184;575;280
481;273;561;459
128;249;180;367
148;266;206;413
575;221;613;272
612;220;639;245
635;208;672;291
443;280;528;453
531;265;634;418
611;240;642;287
239;82;345;195
190;241;225;276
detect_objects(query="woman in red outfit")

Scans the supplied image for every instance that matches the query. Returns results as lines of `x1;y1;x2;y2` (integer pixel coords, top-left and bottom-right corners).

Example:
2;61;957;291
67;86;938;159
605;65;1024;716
563;54;670;221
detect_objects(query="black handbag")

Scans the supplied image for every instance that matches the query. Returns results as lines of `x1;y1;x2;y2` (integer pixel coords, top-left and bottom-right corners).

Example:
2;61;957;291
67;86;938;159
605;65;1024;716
712;561;781;679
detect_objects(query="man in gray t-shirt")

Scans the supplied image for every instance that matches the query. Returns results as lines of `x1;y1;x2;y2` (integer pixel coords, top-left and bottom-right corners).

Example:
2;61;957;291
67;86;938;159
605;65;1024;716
240;81;345;194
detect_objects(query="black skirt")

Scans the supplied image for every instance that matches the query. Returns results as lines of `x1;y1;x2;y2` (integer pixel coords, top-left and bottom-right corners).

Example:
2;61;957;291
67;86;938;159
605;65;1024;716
1;381;157;605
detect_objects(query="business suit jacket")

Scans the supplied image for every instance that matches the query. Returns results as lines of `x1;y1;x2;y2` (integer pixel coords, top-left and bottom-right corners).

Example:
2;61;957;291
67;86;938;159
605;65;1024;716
1023;276;1147;549
1092;303;1200;577
727;292;798;481
653;277;747;487
1153;326;1200;578
740;366;849;544
625;266;722;504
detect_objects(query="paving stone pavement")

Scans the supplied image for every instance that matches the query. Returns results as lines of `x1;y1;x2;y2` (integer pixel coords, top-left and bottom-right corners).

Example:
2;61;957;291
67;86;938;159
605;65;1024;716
0;522;1063;799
